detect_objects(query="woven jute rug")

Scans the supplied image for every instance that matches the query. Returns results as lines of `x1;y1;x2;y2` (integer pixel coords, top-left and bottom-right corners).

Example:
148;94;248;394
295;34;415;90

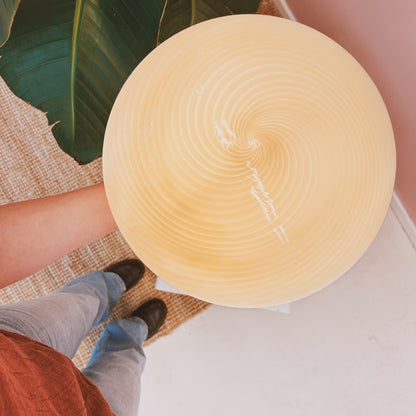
0;74;211;368
0;1;281;369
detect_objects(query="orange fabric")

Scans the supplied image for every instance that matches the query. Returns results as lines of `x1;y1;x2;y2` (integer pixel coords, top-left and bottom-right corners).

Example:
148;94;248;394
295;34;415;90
0;330;115;416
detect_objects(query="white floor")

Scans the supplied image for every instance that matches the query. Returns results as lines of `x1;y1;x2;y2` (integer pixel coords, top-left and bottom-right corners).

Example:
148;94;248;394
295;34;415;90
138;208;416;416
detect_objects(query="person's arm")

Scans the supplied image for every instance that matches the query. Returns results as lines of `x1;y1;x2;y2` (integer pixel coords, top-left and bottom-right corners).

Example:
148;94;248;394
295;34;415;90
0;183;117;289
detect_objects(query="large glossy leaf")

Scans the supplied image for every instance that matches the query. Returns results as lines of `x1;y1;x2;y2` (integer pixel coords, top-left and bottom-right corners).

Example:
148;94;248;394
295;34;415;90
0;0;166;163
0;0;262;163
0;0;20;46
158;0;262;44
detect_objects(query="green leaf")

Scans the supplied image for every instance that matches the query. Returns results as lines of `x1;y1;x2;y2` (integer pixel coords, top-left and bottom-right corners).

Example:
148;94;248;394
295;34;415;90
0;0;20;46
0;0;261;163
0;0;166;163
158;0;262;44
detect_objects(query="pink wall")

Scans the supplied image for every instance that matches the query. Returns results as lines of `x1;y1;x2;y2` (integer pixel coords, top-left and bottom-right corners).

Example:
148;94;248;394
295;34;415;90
285;0;416;224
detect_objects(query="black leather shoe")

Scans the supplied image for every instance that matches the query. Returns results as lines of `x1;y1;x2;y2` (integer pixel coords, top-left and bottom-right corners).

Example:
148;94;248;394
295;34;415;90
104;259;145;291
132;299;167;340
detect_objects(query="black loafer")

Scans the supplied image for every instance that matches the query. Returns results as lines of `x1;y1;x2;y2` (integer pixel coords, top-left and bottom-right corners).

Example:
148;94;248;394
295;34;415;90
104;259;145;291
132;299;167;340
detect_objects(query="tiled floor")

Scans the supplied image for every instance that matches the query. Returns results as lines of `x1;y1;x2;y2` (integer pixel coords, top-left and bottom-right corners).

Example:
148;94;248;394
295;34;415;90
138;208;416;416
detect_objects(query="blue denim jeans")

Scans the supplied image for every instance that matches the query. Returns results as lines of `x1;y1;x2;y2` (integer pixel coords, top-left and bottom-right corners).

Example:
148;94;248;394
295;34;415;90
0;270;148;416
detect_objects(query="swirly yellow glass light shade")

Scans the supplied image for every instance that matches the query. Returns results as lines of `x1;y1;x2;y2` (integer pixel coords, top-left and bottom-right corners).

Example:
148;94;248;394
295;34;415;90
103;15;396;307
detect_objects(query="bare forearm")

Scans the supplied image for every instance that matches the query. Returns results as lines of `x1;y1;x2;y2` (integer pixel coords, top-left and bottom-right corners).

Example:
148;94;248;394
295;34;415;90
0;183;117;288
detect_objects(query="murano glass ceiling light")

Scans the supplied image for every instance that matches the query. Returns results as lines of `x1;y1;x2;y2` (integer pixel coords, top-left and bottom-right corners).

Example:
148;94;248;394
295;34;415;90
104;15;396;307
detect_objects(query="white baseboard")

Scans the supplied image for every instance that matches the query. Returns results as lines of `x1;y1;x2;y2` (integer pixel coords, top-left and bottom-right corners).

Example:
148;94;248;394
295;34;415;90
390;192;416;249
274;0;296;20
